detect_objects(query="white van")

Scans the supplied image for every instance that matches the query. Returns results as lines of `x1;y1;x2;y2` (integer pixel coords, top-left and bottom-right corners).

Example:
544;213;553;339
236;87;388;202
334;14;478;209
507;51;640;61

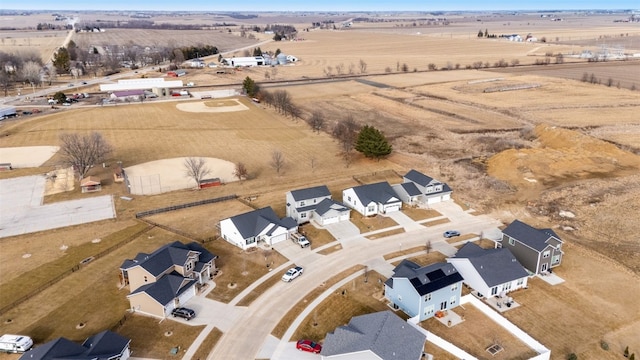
0;334;34;353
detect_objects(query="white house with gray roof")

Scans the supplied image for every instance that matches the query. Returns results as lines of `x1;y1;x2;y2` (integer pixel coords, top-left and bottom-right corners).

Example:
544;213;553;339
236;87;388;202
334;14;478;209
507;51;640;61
403;169;452;205
447;242;529;298
312;198;351;226
119;241;216;319
321;311;426;360
286;185;332;224
19;330;131;360
385;260;463;321
499;219;564;275
342;182;402;216
219;207;297;250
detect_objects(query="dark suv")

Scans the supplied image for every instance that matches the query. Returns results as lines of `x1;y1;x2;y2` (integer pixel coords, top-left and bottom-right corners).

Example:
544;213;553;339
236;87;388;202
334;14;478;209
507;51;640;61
171;307;196;320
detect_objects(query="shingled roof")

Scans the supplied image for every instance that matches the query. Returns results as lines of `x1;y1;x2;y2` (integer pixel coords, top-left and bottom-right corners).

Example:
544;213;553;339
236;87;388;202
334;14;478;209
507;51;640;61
19;331;130;360
321;311;425;359
386;260;463;296
128;272;195;305
119;241;216;276
227;207;295;239
351;182;400;205
404;169;435;186
453;242;529;287
289;185;330;201
502;220;562;252
314;198;349;216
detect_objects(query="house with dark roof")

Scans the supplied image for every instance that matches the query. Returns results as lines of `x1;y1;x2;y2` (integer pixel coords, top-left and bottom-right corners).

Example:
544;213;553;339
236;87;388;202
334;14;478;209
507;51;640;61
321;311;425;360
219;206;298;250
285;185;332;224
447;242;529;298
312;198;351;226
500;220;564;275
392;181;422;206
342;182;402;216
385;260;463;321
119;241;217;318
403;169;452;205
19;331;130;360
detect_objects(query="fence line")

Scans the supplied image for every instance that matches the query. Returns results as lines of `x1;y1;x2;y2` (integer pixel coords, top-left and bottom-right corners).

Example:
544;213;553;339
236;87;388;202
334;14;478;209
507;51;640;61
0;224;153;316
138;217;205;243
135;194;238;218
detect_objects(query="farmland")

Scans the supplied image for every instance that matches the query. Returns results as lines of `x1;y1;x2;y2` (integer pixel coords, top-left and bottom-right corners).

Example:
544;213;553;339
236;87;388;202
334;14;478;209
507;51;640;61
1;9;639;360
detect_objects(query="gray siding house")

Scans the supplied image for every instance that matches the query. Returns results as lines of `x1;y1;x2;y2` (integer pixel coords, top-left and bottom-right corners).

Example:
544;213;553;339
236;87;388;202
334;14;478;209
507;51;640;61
403;169;452;205
385;260;463;321
499;220;564;275
285;185;332;224
321;311;426;360
312;198;351;226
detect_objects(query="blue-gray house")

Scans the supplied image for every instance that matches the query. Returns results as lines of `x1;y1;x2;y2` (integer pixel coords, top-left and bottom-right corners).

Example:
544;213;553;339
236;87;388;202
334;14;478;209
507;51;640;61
500;220;564;275
385;260;463;321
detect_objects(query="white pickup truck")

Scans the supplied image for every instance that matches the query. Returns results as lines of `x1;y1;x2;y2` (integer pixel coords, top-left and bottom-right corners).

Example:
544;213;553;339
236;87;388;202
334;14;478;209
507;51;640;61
0;334;33;353
291;233;310;248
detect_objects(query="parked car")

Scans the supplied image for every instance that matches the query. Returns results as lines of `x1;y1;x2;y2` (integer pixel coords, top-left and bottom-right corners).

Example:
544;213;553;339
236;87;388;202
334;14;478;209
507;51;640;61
443;230;461;238
291;233;310;248
282;266;304;282
62;102;71;106
22;111;32;115
171;307;195;320
296;339;322;354
31;109;41;113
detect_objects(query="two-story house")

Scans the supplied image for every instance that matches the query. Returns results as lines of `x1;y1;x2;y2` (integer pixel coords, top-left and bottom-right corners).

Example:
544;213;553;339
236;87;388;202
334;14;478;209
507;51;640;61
342;182;402;216
119;241;217;319
219;207;298;250
19;331;131;360
385;260;463;321
499;219;564;275
447;242;529;298
285;185;332;224
402;169;452;205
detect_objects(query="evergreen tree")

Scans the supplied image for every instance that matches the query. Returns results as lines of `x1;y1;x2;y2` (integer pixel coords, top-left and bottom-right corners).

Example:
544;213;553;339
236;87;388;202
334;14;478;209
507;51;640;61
242;76;259;97
484;28;489;37
478;29;484;37
52;47;71;73
355;125;392;160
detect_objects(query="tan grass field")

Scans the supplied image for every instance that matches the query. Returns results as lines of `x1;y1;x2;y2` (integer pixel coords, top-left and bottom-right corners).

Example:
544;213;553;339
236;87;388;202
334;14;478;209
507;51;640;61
0;30;67;62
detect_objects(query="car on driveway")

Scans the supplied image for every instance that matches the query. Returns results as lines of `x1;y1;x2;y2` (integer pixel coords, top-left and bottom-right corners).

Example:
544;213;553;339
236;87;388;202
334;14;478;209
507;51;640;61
282;266;304;282
171;307;195;320
443;230;461;238
296;339;322;354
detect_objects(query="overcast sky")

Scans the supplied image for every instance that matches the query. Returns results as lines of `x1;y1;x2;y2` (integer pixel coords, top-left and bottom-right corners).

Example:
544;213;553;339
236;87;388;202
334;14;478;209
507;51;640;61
1;0;638;12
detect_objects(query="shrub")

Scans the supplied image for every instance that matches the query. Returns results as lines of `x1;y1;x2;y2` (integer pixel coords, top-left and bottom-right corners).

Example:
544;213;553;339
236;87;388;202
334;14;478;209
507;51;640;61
600;340;609;351
567;353;577;360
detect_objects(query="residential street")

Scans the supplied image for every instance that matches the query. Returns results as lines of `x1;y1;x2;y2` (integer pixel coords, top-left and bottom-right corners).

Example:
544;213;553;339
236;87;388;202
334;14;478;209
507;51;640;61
176;202;502;360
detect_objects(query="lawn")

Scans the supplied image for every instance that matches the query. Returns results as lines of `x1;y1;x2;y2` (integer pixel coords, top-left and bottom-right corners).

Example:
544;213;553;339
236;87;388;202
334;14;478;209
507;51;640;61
349;212;399;233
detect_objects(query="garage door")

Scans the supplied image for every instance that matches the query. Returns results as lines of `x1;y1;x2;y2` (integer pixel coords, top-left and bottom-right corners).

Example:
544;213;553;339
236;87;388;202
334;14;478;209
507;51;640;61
177;284;195;305
269;233;287;245
384;204;401;213
164;300;176;316
322;215;339;225
427;196;441;205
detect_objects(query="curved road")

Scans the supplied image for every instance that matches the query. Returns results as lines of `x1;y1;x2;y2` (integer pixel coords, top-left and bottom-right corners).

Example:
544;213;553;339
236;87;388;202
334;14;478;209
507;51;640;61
193;202;502;360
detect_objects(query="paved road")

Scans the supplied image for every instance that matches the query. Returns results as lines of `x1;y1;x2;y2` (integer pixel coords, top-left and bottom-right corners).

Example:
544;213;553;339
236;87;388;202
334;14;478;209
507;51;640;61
176;202;502;360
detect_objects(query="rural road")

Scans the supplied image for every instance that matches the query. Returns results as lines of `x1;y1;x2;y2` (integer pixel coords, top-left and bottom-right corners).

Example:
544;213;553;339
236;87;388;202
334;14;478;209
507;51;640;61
184;202;502;360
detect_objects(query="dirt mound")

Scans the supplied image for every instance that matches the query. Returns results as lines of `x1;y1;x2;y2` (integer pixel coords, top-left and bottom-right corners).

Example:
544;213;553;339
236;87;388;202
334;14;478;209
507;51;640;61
487;124;640;190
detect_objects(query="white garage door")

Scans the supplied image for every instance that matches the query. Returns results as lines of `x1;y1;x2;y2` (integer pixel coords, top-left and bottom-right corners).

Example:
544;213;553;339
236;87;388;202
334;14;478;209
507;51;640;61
269;233;287;245
384;204;401;213
322;215;340;225
177;284;195;305
427;196;441;205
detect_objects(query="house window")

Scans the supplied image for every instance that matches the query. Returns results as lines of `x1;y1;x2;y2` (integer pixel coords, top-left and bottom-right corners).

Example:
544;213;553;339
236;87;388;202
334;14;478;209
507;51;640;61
424;305;434;316
424;293;432;302
450;295;457;305
347;196;351;202
300;201;305;206
451;283;459;291
435;185;443;191
301;213;307;218
144;276;148;283
426;186;433;193
508;238;515;246
543;250;550;258
186;262;192;271
491;287;498;296
367;205;375;213
313;199;317;203
504;282;512;291
246;237;256;245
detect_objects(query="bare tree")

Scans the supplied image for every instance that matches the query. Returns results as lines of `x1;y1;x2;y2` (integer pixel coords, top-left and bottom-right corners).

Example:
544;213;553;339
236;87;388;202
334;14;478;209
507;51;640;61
426;240;432;254
183;157;211;189
335;63;345;75
323;65;333;77
21;61;42;94
59;132;114;180
270;150;285;175
332;115;360;167
307;110;325;133
348;62;355;74
233;162;248;180
359;59;367;73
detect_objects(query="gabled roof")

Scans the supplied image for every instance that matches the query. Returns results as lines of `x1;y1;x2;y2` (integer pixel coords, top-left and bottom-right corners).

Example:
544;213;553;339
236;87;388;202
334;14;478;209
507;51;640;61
502;220;562;252
395;182;422;197
350;182;400;205
80;176;101;186
404;169;435;186
386;260;462;296
314;198;350;216
322;311;425;359
19;331;130;360
82;330;131;358
453;242;529;287
289;185;330;201
226;207;295;239
129;272;195;305
120;241;215;276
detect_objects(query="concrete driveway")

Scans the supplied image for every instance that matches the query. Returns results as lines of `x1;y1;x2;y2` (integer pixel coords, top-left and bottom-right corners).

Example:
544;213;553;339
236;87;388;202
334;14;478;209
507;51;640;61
322;220;360;240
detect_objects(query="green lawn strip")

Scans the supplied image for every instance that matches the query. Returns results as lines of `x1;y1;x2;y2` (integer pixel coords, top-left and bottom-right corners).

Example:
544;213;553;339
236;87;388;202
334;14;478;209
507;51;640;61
0;222;150;311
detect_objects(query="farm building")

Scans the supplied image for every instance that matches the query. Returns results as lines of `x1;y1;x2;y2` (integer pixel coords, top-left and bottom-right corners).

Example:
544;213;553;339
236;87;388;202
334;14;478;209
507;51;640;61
199;178;221;189
110;90;145;101
188;59;205;68
167;69;187;77
224;56;266;67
